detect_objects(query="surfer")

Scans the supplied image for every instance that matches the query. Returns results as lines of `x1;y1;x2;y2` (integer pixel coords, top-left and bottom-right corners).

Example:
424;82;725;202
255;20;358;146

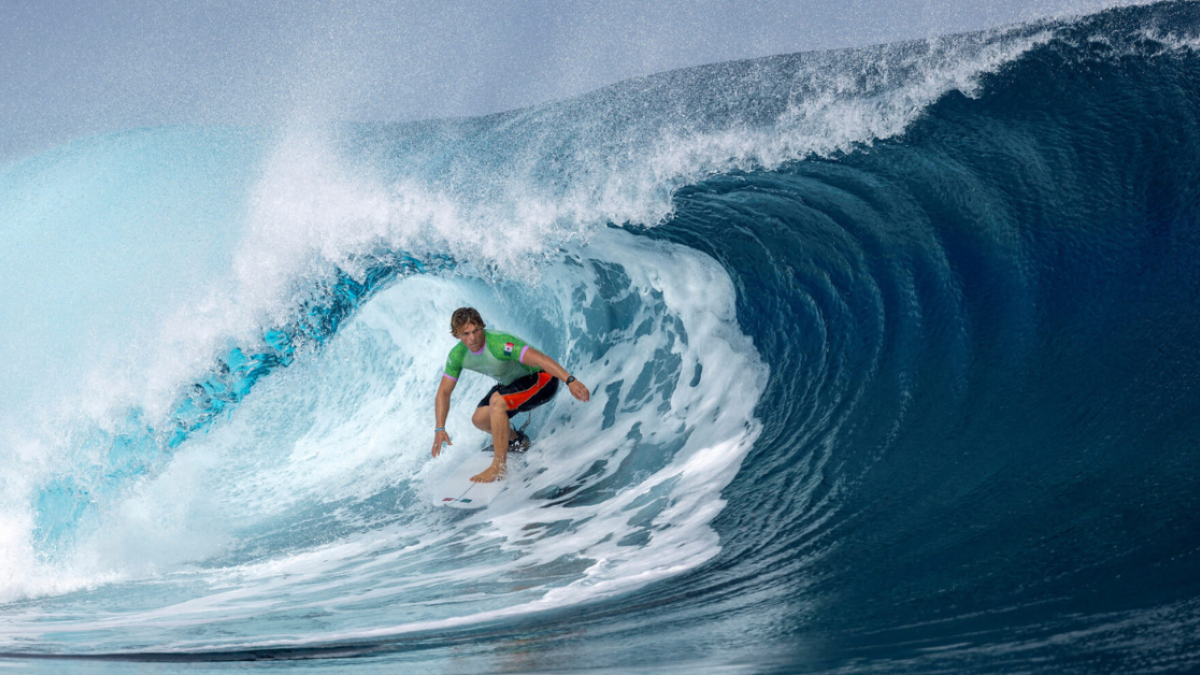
432;307;590;483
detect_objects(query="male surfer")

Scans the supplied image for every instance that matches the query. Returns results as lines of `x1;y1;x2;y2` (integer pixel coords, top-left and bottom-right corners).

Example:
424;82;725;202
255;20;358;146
432;307;590;483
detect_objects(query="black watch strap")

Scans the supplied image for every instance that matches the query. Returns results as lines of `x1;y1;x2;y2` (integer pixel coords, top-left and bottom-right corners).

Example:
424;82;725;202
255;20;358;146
565;375;576;385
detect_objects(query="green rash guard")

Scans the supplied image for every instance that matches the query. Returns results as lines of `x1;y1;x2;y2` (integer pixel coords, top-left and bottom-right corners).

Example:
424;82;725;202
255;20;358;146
444;330;540;386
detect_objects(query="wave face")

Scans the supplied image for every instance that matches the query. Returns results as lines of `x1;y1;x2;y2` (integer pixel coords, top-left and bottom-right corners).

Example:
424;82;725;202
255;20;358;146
3;2;1200;673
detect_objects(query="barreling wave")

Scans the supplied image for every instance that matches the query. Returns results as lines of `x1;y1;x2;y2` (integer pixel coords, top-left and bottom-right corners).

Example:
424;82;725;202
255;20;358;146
2;2;1200;673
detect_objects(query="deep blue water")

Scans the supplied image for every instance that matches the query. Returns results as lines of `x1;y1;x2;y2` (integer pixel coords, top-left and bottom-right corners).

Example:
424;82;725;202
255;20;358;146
2;2;1200;673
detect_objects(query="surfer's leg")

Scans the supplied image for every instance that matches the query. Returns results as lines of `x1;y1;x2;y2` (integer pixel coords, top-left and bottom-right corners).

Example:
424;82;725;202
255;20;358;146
467;393;512;482
488;392;511;459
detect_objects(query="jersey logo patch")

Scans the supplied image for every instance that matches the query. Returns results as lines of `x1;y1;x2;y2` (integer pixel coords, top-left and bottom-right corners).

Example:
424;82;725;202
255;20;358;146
504;342;514;355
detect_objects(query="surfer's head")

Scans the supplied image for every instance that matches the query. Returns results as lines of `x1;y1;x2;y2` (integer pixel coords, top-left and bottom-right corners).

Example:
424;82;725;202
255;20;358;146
450;307;485;337
451;308;487;351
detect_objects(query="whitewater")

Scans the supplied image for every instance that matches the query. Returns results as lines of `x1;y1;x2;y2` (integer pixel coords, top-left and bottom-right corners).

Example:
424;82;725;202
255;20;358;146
3;2;1200;673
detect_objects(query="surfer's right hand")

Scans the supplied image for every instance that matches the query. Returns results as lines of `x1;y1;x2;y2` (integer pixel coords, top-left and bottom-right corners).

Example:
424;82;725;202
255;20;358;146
432;430;451;458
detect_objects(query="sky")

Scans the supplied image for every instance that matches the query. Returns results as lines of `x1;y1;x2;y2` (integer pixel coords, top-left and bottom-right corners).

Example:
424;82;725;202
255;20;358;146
1;0;1146;162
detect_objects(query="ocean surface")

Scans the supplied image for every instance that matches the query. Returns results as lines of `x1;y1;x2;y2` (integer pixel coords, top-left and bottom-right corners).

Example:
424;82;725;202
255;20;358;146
2;2;1200;673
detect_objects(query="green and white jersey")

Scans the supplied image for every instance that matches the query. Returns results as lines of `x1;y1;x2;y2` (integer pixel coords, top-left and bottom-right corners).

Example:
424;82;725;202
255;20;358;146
444;330;540;386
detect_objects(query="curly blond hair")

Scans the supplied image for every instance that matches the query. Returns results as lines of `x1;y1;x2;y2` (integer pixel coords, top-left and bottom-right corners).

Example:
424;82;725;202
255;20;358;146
450;307;485;336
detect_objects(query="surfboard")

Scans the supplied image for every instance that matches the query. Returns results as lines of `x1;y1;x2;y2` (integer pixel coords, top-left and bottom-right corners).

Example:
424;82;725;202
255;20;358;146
435;450;509;509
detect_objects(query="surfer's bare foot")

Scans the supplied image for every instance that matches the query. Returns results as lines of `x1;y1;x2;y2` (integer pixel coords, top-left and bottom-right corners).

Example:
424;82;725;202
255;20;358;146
471;461;506;483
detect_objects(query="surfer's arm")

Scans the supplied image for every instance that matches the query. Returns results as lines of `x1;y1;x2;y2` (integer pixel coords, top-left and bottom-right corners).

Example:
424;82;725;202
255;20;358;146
520;348;590;402
432;376;456;457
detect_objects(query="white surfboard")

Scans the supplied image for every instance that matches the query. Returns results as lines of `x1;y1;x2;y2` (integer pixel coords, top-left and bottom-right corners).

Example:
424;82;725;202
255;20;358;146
435;451;509;509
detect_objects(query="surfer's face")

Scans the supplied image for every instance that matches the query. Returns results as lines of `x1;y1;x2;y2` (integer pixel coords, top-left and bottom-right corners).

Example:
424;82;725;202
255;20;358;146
457;322;485;352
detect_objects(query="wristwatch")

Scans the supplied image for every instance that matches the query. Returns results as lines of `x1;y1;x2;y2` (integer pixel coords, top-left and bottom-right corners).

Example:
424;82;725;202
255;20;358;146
565;375;576;385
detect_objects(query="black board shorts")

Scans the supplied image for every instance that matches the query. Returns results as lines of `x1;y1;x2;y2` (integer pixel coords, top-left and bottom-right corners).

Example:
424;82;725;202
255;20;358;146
477;372;560;418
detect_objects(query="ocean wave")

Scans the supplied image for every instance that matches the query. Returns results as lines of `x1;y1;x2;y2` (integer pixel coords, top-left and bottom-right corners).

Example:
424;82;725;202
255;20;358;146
3;3;1200;672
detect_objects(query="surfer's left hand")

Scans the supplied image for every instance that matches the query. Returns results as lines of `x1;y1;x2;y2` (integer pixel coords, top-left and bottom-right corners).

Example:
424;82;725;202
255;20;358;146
568;379;590;402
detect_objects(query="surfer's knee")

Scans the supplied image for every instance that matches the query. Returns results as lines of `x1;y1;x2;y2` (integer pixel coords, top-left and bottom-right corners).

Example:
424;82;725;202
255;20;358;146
489;392;509;411
472;406;490;428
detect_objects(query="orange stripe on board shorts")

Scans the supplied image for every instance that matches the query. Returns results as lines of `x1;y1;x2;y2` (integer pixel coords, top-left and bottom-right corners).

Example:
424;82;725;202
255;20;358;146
502;372;554;409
